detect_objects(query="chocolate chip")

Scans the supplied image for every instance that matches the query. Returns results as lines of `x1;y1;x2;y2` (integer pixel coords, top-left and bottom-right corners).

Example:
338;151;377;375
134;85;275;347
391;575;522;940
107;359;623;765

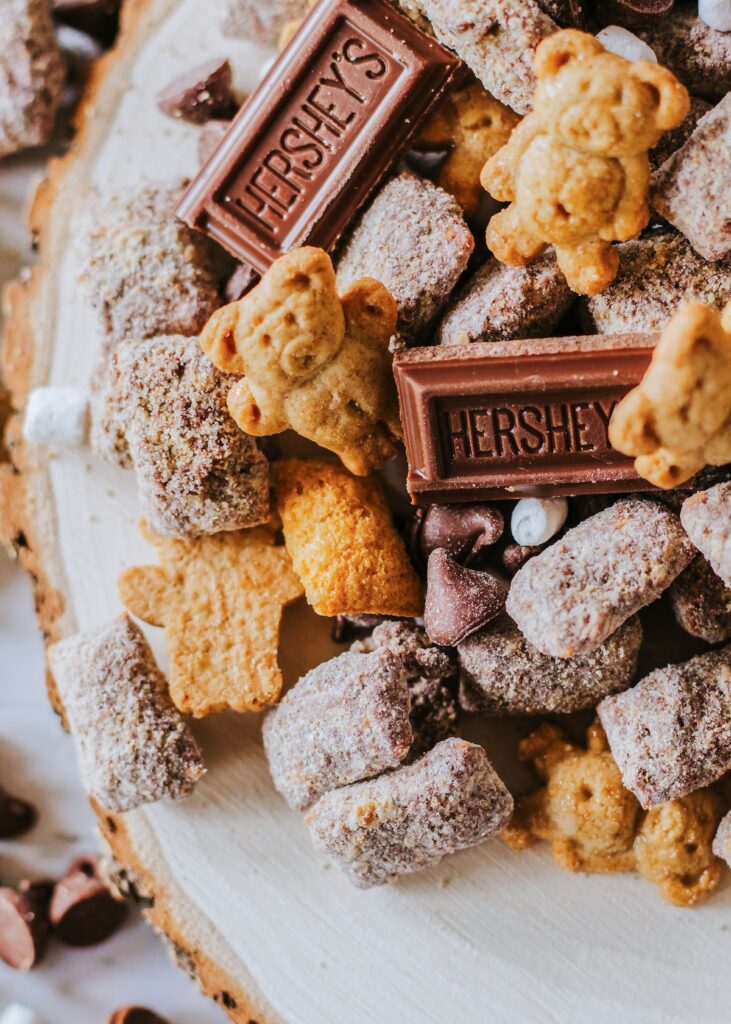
414;503;504;569
52;0;120;46
108;1009;169;1024
49;857;127;946
594;0;675;26
157;60;237;126
502;543;543;575
0;887;48;971
535;0;587;27
0;786;37;839
224;263;261;302
424;548;506;647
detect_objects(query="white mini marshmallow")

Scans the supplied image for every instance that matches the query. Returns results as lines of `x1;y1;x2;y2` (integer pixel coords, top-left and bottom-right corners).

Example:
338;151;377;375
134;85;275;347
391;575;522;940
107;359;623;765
596;26;658;63
23;387;89;448
511;497;568;547
0;1005;47;1024
699;0;731;31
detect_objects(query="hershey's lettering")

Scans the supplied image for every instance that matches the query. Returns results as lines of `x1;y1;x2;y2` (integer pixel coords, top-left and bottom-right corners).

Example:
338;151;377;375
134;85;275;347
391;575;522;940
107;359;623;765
230;37;391;233
443;399;620;464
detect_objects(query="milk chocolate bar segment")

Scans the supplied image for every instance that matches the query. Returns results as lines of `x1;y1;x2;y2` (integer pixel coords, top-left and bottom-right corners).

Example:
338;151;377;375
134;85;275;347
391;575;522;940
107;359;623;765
393;334;657;503
176;0;461;273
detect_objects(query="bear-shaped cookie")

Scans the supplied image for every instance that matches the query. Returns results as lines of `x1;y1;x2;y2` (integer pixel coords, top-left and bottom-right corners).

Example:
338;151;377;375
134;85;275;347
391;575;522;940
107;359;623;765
609;301;731;488
502;720;725;906
481;29;689;295
200;247;402;477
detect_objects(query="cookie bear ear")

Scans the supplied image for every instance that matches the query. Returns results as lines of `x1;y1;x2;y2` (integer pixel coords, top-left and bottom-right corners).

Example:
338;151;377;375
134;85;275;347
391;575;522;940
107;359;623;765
533;29;604;80
630;62;690;132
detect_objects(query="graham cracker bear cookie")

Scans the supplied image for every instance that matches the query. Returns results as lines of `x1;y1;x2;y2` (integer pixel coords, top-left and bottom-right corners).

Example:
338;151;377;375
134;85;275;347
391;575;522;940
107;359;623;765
118;522;303;718
609;301;731;488
200;247;402;477
503;721;725;906
273;459;423;618
481;29;689;295
415;79;520;218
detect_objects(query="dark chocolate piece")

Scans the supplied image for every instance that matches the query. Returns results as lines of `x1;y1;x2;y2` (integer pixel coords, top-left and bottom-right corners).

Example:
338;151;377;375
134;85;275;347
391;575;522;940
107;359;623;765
156;59;237;125
0;786;37;839
0;887;48;971
49;857;127;946
393;334;658;504
424;548;505;646
176;0;462;273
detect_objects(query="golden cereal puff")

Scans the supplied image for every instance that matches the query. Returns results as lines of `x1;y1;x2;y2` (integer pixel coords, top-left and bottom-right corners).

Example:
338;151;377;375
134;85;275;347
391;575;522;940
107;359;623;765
273;459;423;618
118;522;303;718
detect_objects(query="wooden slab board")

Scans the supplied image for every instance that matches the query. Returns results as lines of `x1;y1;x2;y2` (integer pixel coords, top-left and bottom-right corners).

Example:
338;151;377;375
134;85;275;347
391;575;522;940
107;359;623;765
1;2;731;1021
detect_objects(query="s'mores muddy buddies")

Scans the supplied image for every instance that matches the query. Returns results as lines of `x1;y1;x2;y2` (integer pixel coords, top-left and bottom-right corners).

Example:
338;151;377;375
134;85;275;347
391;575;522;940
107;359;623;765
14;0;731;914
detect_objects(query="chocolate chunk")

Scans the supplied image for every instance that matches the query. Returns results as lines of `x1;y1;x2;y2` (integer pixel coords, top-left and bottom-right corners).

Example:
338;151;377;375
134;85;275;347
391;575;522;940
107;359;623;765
0;887;48;971
414;502;504;567
0;787;37;839
535;0;587;27
49;857;127;946
157;59;237;125
198;119;231;166
424;548;506;646
596;0;675;26
501;542;543;574
52;0;120;46
108;1010;169;1024
224;262;260;302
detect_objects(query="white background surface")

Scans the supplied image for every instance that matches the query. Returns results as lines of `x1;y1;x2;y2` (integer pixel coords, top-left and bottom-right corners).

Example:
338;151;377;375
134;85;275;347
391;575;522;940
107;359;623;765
0;146;223;1024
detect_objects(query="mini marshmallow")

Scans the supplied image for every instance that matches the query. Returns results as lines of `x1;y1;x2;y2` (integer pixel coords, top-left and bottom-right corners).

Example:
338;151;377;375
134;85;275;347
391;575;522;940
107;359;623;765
511;497;568;547
596;26;658;63
23;387;89;448
699;0;731;32
0;1005;47;1024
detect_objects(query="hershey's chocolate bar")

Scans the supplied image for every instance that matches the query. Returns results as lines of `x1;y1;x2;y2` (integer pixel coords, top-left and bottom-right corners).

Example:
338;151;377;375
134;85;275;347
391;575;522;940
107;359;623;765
176;0;461;273
393;335;658;503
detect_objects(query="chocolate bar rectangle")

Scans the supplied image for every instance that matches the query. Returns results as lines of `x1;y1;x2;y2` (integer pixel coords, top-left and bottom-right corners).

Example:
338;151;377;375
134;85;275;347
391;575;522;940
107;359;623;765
176;0;461;273
393;335;658;503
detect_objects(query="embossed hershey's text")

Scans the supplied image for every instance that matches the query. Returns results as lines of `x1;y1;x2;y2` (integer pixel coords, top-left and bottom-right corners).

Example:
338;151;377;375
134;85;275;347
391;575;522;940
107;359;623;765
225;32;398;238
440;396;621;467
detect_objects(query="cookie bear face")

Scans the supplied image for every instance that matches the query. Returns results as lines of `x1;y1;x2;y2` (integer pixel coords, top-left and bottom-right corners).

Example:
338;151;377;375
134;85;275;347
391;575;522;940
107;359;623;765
534;31;690;157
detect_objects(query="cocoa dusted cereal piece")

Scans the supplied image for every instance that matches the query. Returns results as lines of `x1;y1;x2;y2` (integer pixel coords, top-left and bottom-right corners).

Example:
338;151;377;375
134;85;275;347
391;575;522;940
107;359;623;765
681;483;731;587
598;645;731;807
305;738;514;887
92;336;269;537
48;615;206;813
501;542;542;574
0;0;65;158
670;557;731;643
458;613;642;715
336;173;474;345
713;810;731;868
424;549;506;646
637;6;731;100
418;0;557;114
49;857;126;946
437;253;573;346
583;231;731;334
156;59;237;125
649;95;712;170
651;94;731;262
262;649;412;811
220;0;310;45
506;499;695;658
351;621;459;758
78;185;222;352
273;459;423;618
